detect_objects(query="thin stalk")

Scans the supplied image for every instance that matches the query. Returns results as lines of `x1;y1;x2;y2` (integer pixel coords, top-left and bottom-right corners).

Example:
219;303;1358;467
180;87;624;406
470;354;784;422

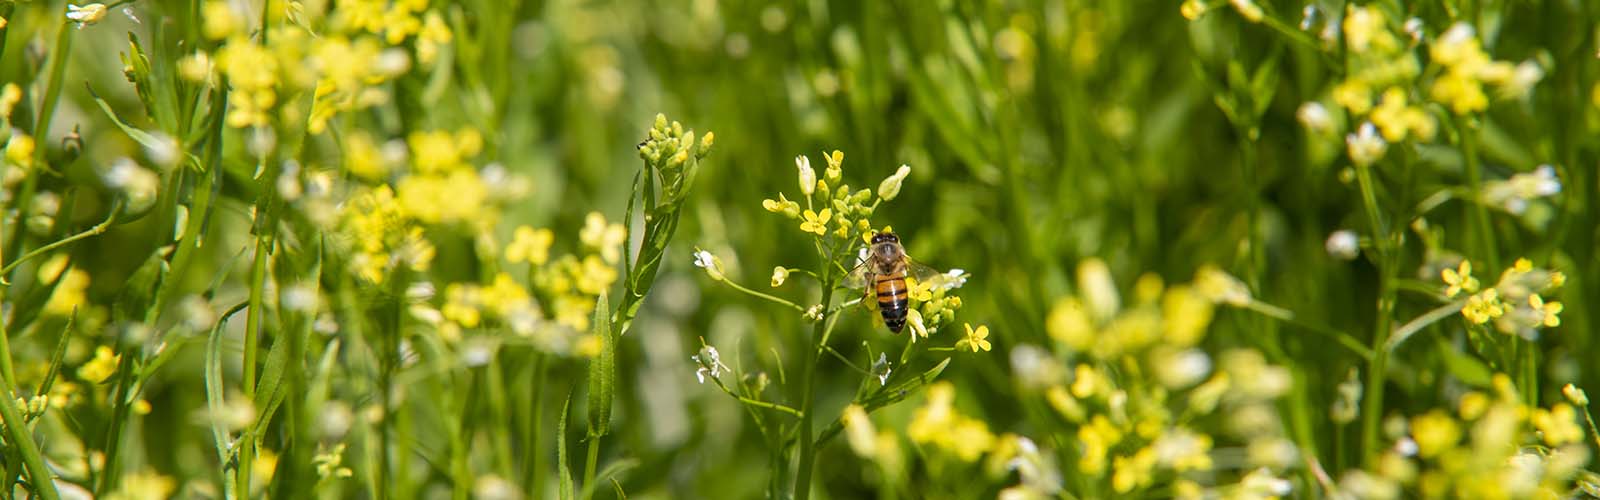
525;354;547;498
718;278;807;313
1455;115;1498;271
793;282;835;500
0;200;122;276
1353;162;1398;467
583;437;600;493
3;17;74;273
1243;301;1373;360
0;384;56;499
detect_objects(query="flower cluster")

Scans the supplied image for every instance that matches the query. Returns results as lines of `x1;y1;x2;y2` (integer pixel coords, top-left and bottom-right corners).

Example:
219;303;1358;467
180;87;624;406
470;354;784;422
1285;7;1542;168
192;0;442;130
1441;257;1565;339
1331;375;1591;498
1027;261;1296;496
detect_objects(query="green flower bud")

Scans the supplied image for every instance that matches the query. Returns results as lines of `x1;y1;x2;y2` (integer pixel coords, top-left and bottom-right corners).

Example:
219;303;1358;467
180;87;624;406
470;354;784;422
654;113;668;130
877;164;911;201
851;188;873;204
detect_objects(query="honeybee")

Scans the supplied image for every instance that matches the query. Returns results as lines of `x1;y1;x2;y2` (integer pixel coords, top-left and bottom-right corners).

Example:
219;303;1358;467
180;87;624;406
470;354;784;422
842;232;948;333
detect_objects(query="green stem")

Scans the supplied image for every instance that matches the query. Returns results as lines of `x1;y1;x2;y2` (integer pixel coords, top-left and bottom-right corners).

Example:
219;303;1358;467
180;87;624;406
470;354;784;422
1242;301;1373;360
0;374;57;500
3;16;74;275
0;200;121;276
719;278;807;313
1455;115;1498;271
794;282;834;500
582;437;600;495
1353;162;1398;467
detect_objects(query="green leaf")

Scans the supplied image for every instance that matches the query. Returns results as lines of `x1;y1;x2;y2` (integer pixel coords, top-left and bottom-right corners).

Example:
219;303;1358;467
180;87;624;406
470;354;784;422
1437;340;1493;388
558;395;575;500
91;90;198;168
586;292;614;438
577;458;639;500
115;253;168;323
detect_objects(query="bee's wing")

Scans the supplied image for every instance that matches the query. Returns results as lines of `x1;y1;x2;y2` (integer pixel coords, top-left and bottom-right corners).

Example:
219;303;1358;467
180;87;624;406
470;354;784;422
840;259;873;289
903;257;954;288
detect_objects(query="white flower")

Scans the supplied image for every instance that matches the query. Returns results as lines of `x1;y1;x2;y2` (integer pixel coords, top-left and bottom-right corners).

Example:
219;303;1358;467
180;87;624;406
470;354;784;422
940;269;969;290
461;341;494;367
1501;60;1544;99
1153;349;1211;389
1346;122;1388;167
1298;5;1320;30
1296;102;1333;133
1325;230;1360;260
104;158;160;209
691;345;727;384
796;155;816;196
1403;18;1425;42
66;3;109;27
691;248;724;281
1393;436;1419;457
770;266;789;287
1241;468;1293;497
870;353;892;386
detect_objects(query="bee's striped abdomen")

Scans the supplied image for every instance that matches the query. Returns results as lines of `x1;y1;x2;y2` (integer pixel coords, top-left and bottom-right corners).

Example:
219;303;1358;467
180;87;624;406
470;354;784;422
875;273;909;333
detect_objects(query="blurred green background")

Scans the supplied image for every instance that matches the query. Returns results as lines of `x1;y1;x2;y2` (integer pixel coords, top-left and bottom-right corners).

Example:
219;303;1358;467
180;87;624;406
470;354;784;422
2;0;1599;498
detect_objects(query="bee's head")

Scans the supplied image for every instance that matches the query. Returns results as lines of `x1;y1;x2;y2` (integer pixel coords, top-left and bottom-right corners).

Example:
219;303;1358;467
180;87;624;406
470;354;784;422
871;232;899;244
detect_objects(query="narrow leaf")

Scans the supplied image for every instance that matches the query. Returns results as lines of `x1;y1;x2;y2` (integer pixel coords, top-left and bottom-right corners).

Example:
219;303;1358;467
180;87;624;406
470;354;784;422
558;395;575;500
586;292;614;437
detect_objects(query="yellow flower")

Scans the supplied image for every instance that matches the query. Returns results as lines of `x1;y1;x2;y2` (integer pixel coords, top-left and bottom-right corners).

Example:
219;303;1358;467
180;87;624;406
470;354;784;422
481;273;531;317
1532;404;1583;446
1333;80;1373;115
1441;260;1479;298
108;469;176;500
1370;87;1436;142
573;255;618;296
1179;0;1207;20
442;284;482;328
579;212;627;263
408;130;466;173
1430;70;1488;114
1342;6;1391;54
78;346;121;384
1410;410;1460;458
957;323;992;352
417;11;453;65
1161;285;1213;347
43;263;91;317
841;404;877;458
762;193;801;218
506;226;555;265
5;133;35;169
1047;297;1095;351
395;169;489;224
1529;294;1562;327
799;208;831;235
343;131;388;181
65;3;109;27
1461;289;1505;324
202;1;241;40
